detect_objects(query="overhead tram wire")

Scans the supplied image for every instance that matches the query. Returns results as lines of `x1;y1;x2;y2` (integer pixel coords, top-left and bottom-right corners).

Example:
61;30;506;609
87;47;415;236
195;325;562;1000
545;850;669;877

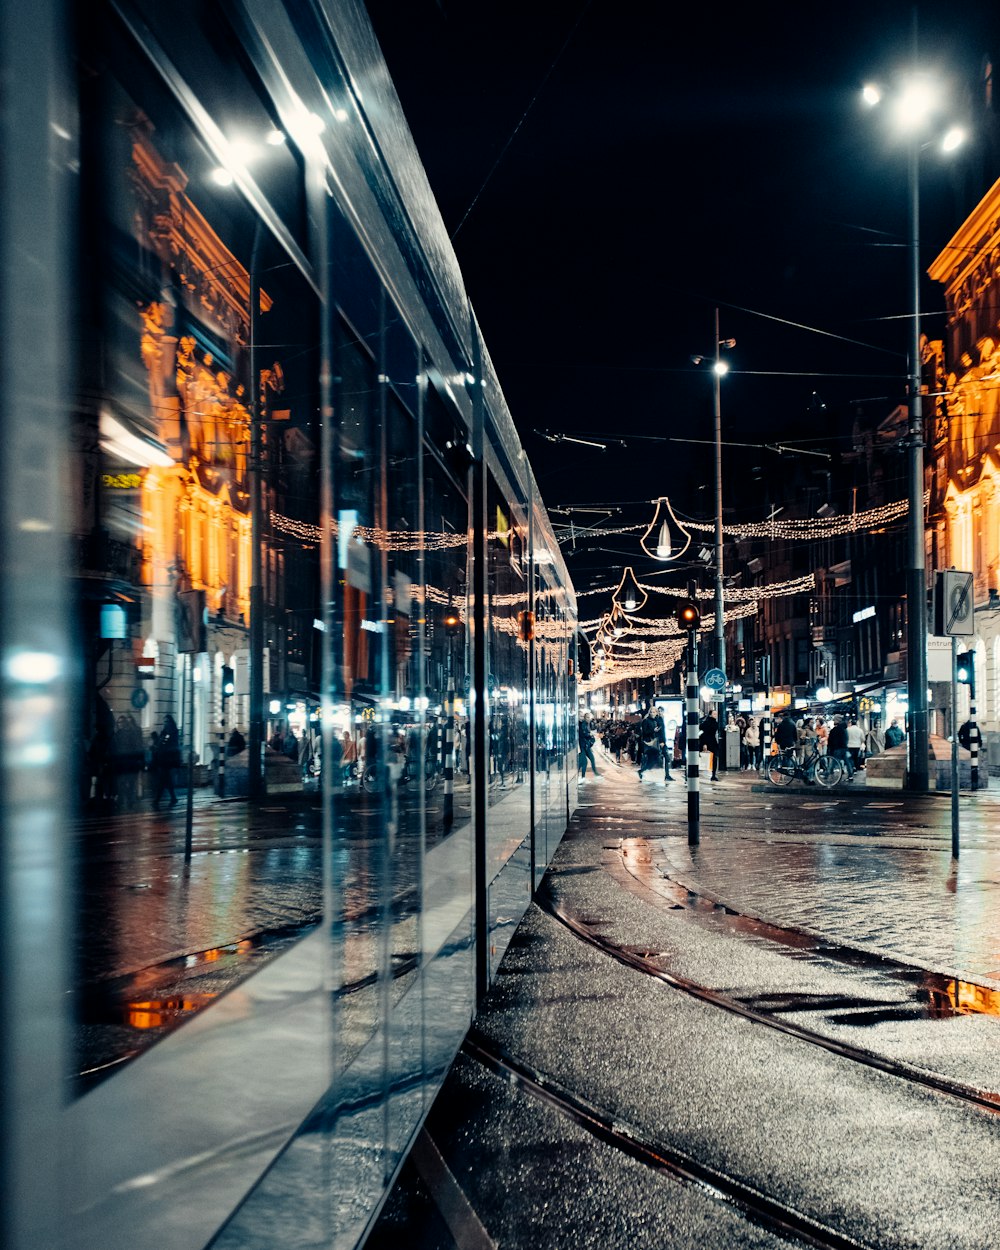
450;0;594;239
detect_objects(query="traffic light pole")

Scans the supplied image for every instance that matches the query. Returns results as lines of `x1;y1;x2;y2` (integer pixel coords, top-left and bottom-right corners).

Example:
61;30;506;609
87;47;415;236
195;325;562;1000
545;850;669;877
217;681;226;798
951;636;959;858
686;630;700;845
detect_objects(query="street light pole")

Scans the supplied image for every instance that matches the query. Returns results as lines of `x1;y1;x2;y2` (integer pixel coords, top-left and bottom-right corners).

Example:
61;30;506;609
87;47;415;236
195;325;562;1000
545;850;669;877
248;230;265;800
713;307;725;677
906;125;930;793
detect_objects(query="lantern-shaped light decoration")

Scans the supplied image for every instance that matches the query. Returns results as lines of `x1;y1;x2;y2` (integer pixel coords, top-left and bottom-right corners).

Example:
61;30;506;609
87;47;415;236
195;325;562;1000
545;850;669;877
612;566;647;614
640;497;691;563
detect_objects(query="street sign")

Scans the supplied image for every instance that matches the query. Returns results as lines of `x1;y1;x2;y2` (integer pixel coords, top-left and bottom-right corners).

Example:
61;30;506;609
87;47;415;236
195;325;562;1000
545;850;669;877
703;667;727;690
934;569;975;637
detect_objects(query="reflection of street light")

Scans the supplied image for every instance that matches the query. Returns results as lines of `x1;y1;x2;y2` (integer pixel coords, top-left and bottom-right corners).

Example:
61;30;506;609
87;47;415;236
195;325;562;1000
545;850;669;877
862;53;967;794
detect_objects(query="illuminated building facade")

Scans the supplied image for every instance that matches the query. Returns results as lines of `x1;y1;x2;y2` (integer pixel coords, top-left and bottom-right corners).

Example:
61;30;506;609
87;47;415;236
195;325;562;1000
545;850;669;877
929;173;1000;752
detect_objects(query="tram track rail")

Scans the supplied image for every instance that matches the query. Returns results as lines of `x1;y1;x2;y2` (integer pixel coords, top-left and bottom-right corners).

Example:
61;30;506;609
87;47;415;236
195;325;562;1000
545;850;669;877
463;1028;872;1250
535;880;1000;1117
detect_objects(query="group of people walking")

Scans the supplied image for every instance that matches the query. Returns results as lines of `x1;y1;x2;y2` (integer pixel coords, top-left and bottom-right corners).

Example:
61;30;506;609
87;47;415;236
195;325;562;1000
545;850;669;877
579;705;904;786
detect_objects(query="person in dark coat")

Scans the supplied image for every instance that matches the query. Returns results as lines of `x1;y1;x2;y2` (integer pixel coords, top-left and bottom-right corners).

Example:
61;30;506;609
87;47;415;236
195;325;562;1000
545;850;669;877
699;710;721;781
958;720;982;753
152;714;180;809
113;713;145;809
774;712;799;751
638;707;668;781
578;713;599;778
827;716;853;778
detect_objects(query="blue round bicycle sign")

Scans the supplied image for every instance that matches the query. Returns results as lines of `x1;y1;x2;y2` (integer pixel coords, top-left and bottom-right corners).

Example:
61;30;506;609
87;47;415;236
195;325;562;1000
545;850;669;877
703;667;727;691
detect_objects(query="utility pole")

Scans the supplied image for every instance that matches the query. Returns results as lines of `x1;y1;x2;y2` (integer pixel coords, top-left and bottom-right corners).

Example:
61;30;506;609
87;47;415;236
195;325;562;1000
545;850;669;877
712;308;726;677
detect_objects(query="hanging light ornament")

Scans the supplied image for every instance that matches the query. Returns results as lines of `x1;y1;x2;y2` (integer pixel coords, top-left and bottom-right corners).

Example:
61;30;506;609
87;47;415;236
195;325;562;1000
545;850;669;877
640;497;691;562
611;566;647;613
609;601;629;638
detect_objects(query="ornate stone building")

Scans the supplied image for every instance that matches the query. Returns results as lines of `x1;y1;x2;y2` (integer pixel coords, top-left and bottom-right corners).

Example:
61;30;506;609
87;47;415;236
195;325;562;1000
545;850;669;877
929;172;1000;754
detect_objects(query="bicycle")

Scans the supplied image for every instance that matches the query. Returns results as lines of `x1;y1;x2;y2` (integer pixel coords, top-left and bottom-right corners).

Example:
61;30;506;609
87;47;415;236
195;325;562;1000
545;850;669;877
361;752;442;794
765;745;844;788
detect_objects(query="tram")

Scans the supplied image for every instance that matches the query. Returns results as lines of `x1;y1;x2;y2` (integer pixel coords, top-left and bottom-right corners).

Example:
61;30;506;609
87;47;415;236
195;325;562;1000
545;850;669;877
0;3;577;1247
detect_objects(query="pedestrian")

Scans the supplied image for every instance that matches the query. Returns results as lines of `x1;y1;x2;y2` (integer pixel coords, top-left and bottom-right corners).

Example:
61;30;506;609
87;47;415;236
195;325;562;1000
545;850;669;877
578;712;599;779
958;719;982;753
814;716;828;756
846;717;864;772
341;730;358;781
638;706;669;781
885;719;905;749
796;717;816;764
152;713;180;809
699;708;720;781
774;711;798;753
828;715;853;778
743;716;760;770
113;712;145;809
226;727;246;756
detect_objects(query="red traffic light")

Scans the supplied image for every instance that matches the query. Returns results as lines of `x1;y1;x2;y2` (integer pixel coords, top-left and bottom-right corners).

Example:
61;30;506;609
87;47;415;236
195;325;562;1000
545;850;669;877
676;600;700;631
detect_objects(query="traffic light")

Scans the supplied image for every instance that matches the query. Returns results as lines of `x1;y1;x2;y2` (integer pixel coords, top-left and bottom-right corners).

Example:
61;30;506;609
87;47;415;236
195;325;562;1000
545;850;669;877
956;651;975;692
221;665;235;698
444;607;462;637
676;600;700;632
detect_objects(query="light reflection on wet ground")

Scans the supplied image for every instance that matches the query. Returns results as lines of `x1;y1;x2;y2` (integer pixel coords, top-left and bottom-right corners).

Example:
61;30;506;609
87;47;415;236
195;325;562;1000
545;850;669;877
607;817;1000;1033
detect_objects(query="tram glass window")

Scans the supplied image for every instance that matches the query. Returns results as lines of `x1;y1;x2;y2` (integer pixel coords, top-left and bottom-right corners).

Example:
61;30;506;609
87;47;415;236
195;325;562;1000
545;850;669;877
332;325;386;1064
126;0;308;249
423;386;472;842
384;382;423;998
73;5;322;1092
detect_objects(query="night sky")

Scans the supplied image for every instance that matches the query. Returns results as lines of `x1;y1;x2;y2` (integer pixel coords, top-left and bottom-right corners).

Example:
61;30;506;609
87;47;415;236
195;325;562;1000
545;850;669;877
364;1;1000;594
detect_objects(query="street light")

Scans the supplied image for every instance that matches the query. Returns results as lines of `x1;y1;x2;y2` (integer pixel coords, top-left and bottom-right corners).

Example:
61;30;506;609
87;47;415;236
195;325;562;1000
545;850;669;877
862;56;966;794
692;310;735;677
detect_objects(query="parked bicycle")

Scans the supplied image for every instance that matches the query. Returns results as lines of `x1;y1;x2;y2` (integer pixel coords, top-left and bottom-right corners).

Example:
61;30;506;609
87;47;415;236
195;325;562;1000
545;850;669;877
765;745;845;788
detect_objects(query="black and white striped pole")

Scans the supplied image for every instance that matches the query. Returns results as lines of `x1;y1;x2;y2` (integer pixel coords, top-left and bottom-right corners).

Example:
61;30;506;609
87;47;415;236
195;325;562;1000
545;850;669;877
677;597;701;845
759;655;771;772
443;671;455;830
443;605;461;830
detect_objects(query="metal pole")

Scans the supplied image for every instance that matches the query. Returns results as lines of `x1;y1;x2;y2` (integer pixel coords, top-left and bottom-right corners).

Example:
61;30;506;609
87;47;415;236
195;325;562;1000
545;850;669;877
686;630;700;845
444;651;455;831
217;685;226;798
765;665;775;770
906;108;930;793
185;653;195;862
248;228;265;800
951;635;959;857
713;308;725;677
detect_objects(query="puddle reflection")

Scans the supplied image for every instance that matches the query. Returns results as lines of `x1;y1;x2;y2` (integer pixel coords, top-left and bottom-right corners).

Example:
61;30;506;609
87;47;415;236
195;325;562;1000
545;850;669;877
619;837;1000;1026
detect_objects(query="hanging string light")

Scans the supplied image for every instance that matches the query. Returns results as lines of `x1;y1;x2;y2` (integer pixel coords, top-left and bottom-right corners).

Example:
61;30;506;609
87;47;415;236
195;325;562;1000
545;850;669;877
562;495;918;549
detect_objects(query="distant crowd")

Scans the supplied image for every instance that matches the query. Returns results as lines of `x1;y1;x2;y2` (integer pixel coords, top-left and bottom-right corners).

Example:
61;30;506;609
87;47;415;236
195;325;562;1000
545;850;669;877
578;704;906;783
